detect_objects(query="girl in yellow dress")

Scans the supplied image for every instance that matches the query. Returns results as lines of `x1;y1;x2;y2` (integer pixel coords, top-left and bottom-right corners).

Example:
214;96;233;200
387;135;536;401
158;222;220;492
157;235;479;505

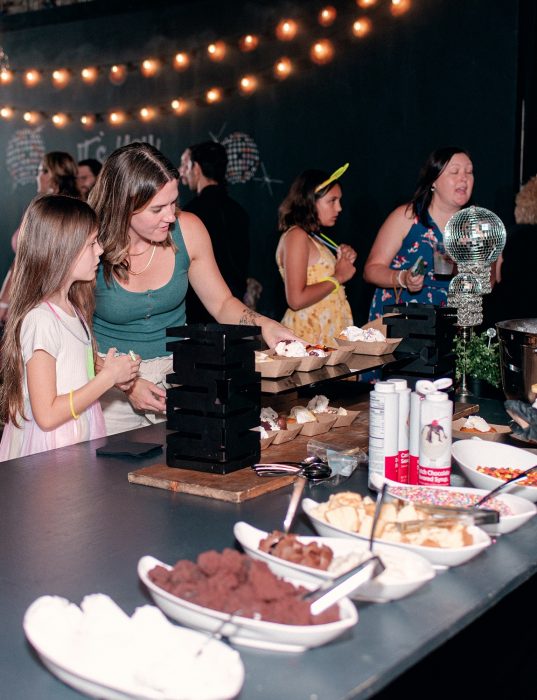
276;165;356;346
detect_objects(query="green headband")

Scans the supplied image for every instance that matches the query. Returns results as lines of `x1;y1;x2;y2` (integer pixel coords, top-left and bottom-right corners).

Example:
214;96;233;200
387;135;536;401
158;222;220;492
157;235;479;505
314;162;349;193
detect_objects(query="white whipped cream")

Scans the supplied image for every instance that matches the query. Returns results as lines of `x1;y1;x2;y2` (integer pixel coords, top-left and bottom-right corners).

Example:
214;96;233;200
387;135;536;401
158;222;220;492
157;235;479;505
274;340;308;357
463;415;491;432
341;326;386;342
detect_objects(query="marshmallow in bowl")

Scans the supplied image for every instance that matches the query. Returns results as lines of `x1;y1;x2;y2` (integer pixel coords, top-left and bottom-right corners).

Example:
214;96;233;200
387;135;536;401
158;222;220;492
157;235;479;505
341;326;386;342
289;406;317;424
274;340;308;357
462;415;492;432
307;394;348;416
260;407;280;431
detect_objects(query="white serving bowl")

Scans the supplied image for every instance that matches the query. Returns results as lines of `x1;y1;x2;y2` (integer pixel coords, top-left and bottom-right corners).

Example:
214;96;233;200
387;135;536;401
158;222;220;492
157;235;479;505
138;556;358;653
452;439;537;503
233;522;435;603
302;499;492;568
385;482;536;535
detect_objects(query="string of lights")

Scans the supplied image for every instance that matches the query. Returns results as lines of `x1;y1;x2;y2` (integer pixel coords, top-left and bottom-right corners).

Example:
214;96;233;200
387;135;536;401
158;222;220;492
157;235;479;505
0;0;412;127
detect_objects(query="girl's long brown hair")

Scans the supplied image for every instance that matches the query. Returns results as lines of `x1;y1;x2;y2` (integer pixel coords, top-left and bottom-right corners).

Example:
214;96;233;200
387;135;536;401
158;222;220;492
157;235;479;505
0;195;98;426
88;142;179;284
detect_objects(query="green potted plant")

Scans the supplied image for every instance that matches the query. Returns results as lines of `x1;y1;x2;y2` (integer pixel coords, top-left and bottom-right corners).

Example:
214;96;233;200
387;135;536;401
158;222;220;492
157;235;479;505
453;329;502;398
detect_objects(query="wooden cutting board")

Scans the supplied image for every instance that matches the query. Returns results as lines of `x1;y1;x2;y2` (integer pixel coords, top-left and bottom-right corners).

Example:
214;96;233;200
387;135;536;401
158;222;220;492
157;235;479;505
128;463;295;503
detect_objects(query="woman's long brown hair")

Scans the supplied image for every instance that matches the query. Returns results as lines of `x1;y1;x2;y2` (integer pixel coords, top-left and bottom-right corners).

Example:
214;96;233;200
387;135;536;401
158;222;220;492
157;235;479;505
0;195;98;426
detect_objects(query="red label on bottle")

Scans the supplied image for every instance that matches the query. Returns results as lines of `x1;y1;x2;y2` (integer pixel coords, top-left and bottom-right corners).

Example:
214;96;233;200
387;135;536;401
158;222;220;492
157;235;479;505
418;465;451;486
398;450;409;484
409;455;419;484
385;454;397;481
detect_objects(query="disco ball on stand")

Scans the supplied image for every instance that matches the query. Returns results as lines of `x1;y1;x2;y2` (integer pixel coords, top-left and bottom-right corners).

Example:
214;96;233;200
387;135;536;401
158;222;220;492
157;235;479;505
444;206;506;397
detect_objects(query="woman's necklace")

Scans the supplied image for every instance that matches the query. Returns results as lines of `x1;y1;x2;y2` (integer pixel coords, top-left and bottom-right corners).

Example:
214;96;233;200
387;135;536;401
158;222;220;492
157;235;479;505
128;243;153;256
129;244;156;275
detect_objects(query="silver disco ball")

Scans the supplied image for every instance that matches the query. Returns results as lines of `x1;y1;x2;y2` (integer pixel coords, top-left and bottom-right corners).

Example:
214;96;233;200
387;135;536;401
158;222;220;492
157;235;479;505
444;205;506;265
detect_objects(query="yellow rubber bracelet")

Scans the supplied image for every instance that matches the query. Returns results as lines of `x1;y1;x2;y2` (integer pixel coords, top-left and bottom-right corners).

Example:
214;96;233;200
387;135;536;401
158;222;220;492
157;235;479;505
69;389;80;420
319;276;340;293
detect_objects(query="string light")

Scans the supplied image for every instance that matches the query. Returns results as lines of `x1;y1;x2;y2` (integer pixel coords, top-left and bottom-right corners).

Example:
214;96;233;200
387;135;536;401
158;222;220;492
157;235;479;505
109;64;127;85
139;106;156;121
24;69;41;87
239;75;258;95
310;39;335;65
52;68;70;87
352;17;372;37
80;114;96;129
52;112;69;128
274;57;292;80
171;98;189;115
239;34;259;52
390;0;411;15
173;52;190;70
23;111;40;124
276;19;298;41
356;0;377;7
81;66;98;84
206;87;223;103
207;41;226;61
108;110;126;125
0;106;13;119
0;69;13;84
141;59;159;77
318;6;337;27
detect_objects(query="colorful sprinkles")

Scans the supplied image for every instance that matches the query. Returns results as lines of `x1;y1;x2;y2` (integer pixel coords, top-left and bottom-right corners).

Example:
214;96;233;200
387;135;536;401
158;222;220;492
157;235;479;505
387;485;513;517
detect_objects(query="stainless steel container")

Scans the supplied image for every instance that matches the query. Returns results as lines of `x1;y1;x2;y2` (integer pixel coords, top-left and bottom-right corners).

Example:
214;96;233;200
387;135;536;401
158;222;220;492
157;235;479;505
496;319;537;403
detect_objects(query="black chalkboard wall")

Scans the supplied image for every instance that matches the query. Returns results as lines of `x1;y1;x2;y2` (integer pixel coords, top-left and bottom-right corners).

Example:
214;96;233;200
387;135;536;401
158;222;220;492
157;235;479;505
0;0;521;323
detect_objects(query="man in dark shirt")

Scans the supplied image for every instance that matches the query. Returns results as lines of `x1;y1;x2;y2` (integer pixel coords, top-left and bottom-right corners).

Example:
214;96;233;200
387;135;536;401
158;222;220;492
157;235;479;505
181;141;250;323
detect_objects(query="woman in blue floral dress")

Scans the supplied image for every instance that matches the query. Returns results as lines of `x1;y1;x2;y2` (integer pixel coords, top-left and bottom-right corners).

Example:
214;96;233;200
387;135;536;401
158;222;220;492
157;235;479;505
364;147;474;320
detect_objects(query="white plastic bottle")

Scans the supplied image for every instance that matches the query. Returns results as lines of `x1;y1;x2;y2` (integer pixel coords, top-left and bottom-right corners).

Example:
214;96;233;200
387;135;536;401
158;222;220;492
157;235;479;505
368;382;399;489
418;391;453;486
387;378;411;484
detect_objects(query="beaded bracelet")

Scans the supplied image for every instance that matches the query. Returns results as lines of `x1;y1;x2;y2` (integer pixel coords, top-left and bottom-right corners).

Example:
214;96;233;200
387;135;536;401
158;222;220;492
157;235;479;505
319;276;340;293
69;389;80;420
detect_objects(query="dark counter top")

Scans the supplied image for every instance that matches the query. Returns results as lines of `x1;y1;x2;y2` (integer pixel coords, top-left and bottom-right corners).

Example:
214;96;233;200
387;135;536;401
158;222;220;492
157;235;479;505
1;421;535;699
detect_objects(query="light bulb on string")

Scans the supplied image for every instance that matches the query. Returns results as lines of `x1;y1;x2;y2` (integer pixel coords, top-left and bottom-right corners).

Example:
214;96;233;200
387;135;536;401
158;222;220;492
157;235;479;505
81;66;98;84
352;17;372;37
52;112;69;128
171;98;189;115
239;34;259;52
141;59;159;77
207;41;226;61
206;87;223;104
24;69;41;87
390;0;411;16
356;0;377;7
80;114;96;129
109;64;127;85
139;106;156;121
0;69;13;84
108;110;126;125
173;52;190;71
52;69;70;88
23;111;41;125
274;57;292;80
310;39;334;65
0;106;13;119
276;19;298;41
318;6;337;27
239;75;258;95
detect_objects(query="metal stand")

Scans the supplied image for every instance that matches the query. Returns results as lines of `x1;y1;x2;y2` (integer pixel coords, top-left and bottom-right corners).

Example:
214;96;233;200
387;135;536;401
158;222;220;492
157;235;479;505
457;326;474;399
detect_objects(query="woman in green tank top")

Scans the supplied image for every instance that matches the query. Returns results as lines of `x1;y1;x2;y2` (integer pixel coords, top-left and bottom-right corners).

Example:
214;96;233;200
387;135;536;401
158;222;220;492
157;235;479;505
90;142;298;435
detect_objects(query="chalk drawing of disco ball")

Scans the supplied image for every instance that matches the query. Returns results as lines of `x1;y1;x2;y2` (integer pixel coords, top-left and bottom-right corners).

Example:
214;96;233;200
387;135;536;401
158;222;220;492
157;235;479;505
222;131;260;184
444;205;506;265
6;128;46;189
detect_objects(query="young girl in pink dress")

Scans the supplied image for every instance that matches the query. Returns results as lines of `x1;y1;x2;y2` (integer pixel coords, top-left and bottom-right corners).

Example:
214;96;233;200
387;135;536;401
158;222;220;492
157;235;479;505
0;195;140;461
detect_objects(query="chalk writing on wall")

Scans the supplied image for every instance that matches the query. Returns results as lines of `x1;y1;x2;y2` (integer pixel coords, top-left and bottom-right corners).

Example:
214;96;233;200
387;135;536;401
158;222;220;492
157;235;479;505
6;128;46;190
76;132;162;163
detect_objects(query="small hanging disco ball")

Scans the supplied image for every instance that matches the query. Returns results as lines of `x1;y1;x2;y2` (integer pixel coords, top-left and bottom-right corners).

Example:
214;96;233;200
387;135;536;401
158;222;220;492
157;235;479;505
222;131;260;184
444;205;506;265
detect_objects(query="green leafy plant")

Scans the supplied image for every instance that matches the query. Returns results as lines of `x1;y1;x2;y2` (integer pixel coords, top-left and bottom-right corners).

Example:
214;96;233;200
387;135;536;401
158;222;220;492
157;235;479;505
453;330;501;388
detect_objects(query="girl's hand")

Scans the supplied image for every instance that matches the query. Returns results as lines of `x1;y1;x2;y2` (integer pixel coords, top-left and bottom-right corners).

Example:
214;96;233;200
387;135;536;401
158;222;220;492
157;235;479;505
125;377;166;413
101;348;140;386
338;244;357;264
404;270;425;293
334;255;356;284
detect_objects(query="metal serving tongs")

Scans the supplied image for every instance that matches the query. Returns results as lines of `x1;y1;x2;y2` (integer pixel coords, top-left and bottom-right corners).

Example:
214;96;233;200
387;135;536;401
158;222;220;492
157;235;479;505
253;459;332;483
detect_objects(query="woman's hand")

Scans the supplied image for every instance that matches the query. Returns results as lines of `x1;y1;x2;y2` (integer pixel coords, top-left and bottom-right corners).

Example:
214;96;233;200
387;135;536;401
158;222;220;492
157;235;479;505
258;317;303;348
124;377;166;413
404;269;425;293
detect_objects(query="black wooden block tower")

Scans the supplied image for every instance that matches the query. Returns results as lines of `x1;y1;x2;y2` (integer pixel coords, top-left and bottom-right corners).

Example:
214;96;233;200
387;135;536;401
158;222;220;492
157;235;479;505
166;324;261;474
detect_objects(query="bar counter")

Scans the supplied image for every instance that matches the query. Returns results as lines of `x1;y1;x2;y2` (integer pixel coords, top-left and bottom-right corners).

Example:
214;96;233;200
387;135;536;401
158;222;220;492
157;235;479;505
1;415;535;699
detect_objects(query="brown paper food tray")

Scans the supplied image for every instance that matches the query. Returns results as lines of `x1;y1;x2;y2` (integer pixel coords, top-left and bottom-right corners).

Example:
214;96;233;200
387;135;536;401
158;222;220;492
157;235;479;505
299;413;338;436
452;418;511;441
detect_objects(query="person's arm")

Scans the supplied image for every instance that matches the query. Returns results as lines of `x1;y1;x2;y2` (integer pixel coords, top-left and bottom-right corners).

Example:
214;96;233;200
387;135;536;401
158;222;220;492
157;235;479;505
181;211;300;347
279;227;356;311
27;348;140;431
363;205;424;293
